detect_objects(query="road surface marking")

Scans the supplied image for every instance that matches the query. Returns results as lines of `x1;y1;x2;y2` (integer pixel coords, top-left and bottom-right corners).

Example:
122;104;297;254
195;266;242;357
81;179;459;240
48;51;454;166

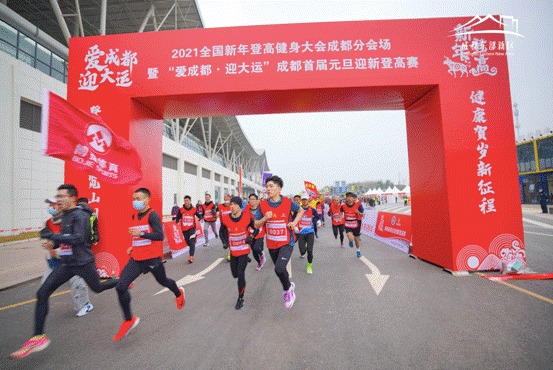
155;258;224;295
359;256;389;295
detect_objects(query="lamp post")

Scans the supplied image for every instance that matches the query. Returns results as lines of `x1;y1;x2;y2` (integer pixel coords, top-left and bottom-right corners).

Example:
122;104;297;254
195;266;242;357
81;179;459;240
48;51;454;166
513;102;521;139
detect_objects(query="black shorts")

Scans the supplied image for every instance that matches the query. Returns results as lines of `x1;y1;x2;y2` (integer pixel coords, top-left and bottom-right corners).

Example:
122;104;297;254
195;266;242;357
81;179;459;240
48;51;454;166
345;222;361;237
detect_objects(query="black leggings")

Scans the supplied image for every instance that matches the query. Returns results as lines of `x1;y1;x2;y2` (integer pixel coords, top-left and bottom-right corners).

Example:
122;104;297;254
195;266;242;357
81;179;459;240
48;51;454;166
35;261;118;335
219;224;229;248
183;228;196;257
230;254;249;298
116;257;181;321
297;233;315;263
332;224;345;243
268;244;294;291
251;238;264;264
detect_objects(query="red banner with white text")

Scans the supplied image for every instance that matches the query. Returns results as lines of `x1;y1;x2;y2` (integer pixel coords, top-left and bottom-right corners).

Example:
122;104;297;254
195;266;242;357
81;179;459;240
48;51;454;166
41;90;142;185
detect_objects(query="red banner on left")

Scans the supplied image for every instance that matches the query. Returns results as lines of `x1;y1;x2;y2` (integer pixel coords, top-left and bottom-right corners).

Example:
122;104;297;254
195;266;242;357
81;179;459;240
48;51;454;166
41;90;142;185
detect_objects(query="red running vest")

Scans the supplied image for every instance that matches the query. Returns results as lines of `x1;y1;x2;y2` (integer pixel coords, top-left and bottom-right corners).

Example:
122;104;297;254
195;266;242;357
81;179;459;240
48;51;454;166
341;202;361;229
130;208;163;261
259;197;292;249
179;206;197;231
203;203;216;222
329;203;345;226
221;213;251;257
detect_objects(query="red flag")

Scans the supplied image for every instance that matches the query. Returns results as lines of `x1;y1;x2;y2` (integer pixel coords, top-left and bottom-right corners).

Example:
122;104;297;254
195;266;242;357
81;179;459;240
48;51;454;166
41;90;142;185
304;181;319;198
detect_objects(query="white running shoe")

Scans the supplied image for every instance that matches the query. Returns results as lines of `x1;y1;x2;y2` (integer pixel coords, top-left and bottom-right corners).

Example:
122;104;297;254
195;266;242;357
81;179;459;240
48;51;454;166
76;302;93;317
284;282;296;308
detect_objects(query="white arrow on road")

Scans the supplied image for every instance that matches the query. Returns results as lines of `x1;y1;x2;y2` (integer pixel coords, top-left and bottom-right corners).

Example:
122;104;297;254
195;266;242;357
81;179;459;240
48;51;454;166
155;257;224;295
359;256;389;295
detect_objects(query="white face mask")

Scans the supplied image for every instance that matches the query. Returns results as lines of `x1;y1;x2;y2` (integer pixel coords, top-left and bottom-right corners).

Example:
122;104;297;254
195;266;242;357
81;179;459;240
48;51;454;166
133;200;145;211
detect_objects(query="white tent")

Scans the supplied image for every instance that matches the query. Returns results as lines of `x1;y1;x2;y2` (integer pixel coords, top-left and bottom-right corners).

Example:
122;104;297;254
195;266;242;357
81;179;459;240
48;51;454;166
399;185;411;195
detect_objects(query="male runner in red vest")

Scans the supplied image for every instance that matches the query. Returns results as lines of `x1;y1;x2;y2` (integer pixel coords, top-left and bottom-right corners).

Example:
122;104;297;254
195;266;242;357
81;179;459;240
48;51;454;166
340;192;364;258
217;194;232;261
113;188;185;341
243;193;266;270
328;196;345;247
221;196;258;310
254;176;304;308
175;195;203;263
202;193;218;247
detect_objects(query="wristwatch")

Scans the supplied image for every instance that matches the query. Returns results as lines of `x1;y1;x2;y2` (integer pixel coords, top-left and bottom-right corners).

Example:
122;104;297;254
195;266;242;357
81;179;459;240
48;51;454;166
140;232;145;237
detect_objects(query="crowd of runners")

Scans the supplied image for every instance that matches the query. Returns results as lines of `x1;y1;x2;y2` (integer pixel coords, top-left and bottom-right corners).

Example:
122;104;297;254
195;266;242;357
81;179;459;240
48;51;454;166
10;175;365;359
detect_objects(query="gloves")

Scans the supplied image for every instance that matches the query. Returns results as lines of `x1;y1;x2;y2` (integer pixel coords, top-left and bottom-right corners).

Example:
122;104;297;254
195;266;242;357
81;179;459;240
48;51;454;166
40;227;54;240
245;235;254;245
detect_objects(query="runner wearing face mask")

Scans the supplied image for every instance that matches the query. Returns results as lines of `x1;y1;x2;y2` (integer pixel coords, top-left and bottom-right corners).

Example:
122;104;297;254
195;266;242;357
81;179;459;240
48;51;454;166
112;187;185;342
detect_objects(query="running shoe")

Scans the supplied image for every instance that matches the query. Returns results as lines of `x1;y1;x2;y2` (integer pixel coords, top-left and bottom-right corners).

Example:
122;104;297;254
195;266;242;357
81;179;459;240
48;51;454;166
299;253;305;259
255;254;266;271
235;298;244;310
113;316;140;341
335;235;337;239
307;264;313;275
341;242;344;248
188;256;194;263
349;241;354;248
284;282;296;308
357;250;361;258
203;243;209;247
10;335;50;358
76;302;93;317
315;233;318;238
176;287;185;309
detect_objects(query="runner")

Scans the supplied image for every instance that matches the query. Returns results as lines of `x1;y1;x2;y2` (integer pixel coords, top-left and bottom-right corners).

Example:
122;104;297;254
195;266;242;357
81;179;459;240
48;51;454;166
315;196;325;227
243;193;266;270
297;193;319;274
328;196;345;247
175;195;202;263
254;175;304;308
221;196;258;309
42;198;93;317
10;184;119;359
113;187;184;341
340;192;364;258
202;193;218;247
217;194;232;261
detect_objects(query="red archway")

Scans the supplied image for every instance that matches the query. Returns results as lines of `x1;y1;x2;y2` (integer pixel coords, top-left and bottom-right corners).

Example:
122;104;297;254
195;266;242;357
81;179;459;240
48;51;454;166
66;16;524;273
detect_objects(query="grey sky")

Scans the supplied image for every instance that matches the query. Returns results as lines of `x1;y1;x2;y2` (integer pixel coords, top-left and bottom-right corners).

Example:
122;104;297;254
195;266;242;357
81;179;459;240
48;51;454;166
196;0;553;195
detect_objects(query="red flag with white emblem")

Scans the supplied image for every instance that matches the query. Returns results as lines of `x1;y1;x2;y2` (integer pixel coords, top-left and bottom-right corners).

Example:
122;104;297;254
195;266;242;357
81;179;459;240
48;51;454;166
41;90;142;185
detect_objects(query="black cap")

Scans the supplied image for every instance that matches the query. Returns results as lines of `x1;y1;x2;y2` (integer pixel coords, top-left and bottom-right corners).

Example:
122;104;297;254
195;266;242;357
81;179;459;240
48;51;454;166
230;196;243;208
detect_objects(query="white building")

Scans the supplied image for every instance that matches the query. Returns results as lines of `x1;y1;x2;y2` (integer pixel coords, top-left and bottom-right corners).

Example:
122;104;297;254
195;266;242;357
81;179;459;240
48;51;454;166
0;1;268;236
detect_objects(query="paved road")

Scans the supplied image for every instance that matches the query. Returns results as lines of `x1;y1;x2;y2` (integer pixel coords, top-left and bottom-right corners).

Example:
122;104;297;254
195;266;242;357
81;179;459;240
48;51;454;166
1;220;553;369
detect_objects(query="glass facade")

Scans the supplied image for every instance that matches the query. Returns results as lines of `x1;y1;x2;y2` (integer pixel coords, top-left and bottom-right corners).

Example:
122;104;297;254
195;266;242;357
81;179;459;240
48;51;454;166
537;136;553;171
516;142;536;173
0;20;67;83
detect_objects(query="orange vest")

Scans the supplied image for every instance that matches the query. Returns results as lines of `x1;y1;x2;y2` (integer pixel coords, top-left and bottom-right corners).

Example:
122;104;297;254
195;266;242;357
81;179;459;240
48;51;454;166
46;218;62;233
217;203;231;218
222;213;251;257
329;203;345;226
130;208;163;261
259;197;292;249
244;204;265;239
341;202;361;229
179;206;197;231
298;207;314;232
203;203;216;222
